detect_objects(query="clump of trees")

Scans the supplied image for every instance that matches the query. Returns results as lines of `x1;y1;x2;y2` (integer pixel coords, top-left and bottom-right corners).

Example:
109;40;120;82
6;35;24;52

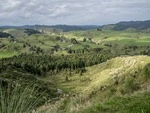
24;29;41;35
29;46;43;54
83;38;86;42
0;50;115;76
0;32;14;38
71;38;78;44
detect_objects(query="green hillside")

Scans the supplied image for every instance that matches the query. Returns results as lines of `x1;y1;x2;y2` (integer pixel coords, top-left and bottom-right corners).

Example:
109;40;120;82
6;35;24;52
0;27;150;113
98;20;150;31
35;55;150;113
66;30;150;46
0;29;150;59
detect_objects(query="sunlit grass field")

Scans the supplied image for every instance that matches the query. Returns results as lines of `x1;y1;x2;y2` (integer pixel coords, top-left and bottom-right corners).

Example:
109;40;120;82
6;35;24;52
0;51;18;58
66;30;150;46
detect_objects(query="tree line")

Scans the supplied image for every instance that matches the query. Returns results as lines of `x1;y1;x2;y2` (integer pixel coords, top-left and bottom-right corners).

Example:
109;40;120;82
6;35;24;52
0;50;115;76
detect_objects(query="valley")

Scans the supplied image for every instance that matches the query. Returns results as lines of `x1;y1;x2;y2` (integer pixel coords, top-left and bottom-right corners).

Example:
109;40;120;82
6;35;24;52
0;21;150;113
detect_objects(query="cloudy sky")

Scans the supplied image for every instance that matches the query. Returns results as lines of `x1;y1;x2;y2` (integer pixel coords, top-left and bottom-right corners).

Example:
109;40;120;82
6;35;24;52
0;0;150;25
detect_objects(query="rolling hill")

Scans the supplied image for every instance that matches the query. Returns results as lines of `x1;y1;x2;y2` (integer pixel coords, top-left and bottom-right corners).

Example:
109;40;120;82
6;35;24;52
0;25;98;32
98;20;150;31
0;27;150;59
0;21;150;113
35;55;150;113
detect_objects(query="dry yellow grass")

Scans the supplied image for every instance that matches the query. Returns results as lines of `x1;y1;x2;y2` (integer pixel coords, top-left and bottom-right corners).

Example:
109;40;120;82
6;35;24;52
83;56;150;94
36;55;150;113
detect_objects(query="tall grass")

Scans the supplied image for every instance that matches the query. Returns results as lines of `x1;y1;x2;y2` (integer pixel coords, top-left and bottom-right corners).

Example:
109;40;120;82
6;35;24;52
79;92;150;113
0;82;43;113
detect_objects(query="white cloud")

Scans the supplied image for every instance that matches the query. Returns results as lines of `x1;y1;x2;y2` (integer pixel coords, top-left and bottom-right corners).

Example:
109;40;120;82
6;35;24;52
0;0;149;25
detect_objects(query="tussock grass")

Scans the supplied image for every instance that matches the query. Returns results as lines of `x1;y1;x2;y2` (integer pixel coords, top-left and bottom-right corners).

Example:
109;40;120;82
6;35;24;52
0;82;43;113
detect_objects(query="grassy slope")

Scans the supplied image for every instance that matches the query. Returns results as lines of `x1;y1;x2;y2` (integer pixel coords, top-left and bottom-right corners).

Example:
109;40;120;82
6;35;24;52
83;56;149;93
46;56;149;92
0;29;150;59
4;29;27;38
36;55;150;113
66;30;150;46
0;32;102;57
80;92;150;113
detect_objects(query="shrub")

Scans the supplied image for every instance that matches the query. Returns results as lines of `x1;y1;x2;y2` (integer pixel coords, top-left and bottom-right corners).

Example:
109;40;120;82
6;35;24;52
0;82;43;113
120;76;139;94
143;63;150;79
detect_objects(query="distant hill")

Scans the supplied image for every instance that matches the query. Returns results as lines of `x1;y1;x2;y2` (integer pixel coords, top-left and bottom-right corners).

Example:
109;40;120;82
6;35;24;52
0;25;98;32
98;20;150;31
1;20;150;32
50;25;99;32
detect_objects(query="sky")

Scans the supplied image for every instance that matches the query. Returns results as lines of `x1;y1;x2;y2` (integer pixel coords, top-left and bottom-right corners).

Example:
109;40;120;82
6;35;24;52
0;0;150;26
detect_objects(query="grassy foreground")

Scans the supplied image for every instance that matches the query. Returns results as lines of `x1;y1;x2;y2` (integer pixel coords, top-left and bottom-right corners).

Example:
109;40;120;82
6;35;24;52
0;83;42;113
80;92;150;113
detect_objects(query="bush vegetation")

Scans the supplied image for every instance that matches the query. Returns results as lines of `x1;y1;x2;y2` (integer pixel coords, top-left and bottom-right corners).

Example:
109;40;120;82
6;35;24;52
0;82;42;113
